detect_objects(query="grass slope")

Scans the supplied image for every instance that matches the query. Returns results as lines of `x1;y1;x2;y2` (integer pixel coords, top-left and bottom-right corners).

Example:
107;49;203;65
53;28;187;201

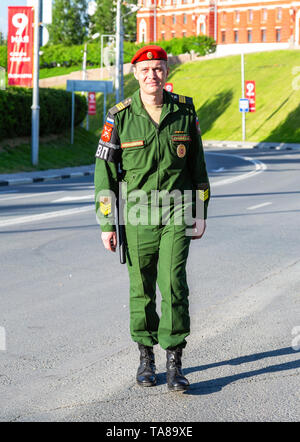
0;128;98;174
87;50;300;143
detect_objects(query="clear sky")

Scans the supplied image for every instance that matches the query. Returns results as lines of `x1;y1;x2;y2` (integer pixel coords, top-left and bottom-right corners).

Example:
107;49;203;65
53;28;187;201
0;1;27;37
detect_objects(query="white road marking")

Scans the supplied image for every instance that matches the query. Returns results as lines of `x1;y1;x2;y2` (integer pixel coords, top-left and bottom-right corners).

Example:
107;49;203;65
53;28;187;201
52;194;94;203
212;167;225;172
0;190;63;202
247;202;272;210
0;206;94;228
207;152;267;187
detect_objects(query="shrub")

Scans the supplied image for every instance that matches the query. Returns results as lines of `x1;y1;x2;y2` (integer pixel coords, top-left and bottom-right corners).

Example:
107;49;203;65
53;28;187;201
0;87;87;140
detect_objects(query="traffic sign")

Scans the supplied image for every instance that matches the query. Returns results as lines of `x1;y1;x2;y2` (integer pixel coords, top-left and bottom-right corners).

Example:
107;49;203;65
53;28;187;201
239;98;249;112
164;83;173;92
88;92;97;115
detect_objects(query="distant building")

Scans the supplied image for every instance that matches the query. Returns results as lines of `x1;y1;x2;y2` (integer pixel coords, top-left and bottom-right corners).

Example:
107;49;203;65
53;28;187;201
136;0;300;55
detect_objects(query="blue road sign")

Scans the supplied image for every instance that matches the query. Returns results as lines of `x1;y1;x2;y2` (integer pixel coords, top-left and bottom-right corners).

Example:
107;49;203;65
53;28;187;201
239;98;249;112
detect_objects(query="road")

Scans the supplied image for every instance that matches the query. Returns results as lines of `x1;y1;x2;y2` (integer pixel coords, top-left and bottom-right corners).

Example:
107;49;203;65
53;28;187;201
0;147;299;422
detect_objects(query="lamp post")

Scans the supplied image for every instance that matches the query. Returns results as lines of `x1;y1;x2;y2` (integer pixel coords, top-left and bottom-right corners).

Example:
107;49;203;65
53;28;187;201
31;0;42;166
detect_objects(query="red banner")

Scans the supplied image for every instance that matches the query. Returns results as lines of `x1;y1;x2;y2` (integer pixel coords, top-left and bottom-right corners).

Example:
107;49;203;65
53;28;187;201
7;6;34;87
88;92;97;115
245;80;256;112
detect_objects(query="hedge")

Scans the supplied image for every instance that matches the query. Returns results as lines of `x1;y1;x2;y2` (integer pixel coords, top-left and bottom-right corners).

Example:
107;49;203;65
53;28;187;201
0;87;87;140
0;35;216;70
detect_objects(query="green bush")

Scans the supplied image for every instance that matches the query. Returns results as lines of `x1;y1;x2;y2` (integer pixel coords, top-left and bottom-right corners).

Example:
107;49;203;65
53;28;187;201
0;87;87;140
0;36;216;71
0;46;7;69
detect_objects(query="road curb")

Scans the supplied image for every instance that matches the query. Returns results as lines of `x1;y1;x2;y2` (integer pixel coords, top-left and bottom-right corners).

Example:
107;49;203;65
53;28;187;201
203;140;300;150
1;140;299;187
0;167;95;187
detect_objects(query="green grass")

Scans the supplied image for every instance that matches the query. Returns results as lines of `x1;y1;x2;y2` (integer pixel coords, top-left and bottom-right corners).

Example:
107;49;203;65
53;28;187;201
86;50;300;143
39;64;96;79
0;127;98;173
1;49;300;174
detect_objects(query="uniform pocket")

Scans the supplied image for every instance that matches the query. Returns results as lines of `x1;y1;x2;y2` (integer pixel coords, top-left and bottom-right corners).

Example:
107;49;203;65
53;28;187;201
121;139;147;170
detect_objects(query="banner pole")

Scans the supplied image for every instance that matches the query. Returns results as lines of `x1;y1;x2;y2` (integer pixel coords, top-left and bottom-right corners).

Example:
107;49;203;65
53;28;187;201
31;0;41;166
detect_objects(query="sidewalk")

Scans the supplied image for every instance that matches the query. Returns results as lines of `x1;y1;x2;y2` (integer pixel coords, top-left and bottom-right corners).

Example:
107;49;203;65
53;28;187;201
1;140;299;187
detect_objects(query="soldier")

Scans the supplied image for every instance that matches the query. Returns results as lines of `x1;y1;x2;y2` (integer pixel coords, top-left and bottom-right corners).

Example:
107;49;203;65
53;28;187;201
94;45;210;391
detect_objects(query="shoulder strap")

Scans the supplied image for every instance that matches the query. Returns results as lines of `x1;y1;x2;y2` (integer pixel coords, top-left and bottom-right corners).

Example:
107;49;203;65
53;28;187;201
109;97;132;115
169;92;193;106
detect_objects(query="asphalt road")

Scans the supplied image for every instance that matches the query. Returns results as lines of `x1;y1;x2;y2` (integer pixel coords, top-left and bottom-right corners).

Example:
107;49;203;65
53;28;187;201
0;147;299;422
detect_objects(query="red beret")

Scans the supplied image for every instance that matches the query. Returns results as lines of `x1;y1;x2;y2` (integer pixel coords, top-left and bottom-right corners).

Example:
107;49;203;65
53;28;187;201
131;45;168;64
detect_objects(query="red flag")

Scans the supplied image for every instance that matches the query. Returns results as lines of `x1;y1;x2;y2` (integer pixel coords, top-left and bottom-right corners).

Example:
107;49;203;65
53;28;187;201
7;6;34;87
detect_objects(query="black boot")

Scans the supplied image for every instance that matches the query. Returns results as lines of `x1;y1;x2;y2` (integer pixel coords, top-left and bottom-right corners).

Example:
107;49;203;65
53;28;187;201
166;347;189;391
136;343;156;387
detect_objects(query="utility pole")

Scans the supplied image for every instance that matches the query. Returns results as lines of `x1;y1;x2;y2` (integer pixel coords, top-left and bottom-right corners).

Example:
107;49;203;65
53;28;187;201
241;52;246;141
31;0;41;166
115;0;121;104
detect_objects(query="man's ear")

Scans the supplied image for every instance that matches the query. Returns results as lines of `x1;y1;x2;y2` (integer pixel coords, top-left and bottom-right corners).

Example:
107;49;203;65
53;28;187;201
133;67;139;81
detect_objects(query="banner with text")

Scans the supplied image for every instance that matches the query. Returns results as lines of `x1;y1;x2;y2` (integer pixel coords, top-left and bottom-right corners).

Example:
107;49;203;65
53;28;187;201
7;6;34;87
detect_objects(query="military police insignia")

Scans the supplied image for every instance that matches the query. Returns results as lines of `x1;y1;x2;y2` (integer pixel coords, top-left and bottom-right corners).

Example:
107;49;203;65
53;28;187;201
147;51;153;59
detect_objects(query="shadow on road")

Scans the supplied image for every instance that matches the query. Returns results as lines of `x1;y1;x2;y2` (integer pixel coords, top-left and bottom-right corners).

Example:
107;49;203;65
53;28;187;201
181;346;300;395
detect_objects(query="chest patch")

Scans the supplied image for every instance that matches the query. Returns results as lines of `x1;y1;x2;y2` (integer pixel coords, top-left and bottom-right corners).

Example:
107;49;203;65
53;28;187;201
172;135;191;142
121;140;144;149
177;144;186;158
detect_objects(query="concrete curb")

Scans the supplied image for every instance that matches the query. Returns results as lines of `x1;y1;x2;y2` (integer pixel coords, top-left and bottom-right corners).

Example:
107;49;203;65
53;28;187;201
1;140;299;187
203;140;300;150
0;165;95;187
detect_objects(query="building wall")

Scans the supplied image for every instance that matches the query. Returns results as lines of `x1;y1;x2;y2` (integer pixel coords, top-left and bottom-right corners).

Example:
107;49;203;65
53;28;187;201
136;0;300;47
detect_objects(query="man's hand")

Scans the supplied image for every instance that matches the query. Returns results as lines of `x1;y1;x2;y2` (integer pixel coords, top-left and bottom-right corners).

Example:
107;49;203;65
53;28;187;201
101;231;117;252
191;219;206;240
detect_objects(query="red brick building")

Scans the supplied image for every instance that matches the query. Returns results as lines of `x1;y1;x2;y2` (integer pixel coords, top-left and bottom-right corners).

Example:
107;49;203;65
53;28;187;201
136;0;300;54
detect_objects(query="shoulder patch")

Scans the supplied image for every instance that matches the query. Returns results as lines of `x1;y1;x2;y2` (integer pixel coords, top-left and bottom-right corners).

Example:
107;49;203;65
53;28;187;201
170;93;193;106
109;97;132;115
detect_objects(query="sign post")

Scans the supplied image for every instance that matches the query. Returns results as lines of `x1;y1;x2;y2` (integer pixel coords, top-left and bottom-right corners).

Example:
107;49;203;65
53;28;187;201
66;80;113;144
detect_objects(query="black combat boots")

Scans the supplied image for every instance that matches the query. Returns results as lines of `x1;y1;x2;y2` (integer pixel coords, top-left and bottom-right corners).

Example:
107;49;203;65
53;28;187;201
166;347;190;391
136;343;156;387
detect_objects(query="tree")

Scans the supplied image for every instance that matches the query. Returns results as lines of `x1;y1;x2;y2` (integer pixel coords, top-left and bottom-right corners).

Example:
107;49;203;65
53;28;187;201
90;0;137;42
47;0;89;46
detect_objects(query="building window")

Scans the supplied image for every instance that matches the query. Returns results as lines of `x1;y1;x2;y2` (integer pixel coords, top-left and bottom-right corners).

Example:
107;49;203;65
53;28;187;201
222;12;227;23
162;15;165;25
248;9;253;22
172;31;176;38
234;30;239;43
261;29;266;42
182;31;186;37
183;14;187;24
277;8;282;21
221;31;226;43
247;30;252;43
161;32;165;40
200;23;205;34
182;0;188;3
262;8;267;22
235;11;240;23
276;29;281;42
172;15;176;25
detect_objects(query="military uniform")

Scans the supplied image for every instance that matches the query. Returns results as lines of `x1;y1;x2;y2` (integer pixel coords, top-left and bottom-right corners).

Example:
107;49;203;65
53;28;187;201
94;87;210;350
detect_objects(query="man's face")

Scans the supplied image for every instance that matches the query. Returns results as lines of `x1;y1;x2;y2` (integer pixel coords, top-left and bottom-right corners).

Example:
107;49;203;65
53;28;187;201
133;60;169;96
